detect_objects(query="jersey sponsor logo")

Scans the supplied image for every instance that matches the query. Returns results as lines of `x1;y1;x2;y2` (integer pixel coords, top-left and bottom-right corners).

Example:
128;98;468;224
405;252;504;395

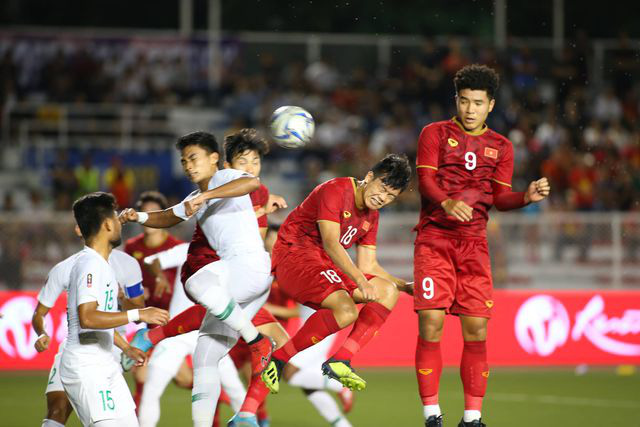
447;138;459;148
484;147;498;159
485;300;494;308
418;368;433;376
86;274;92;287
343;211;352;219
133;251;143;259
362;221;370;231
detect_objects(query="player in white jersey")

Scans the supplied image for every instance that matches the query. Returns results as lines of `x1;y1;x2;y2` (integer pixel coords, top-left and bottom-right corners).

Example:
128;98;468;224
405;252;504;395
119;131;274;427
33;225;146;427
137;243;247;427
60;192;169;427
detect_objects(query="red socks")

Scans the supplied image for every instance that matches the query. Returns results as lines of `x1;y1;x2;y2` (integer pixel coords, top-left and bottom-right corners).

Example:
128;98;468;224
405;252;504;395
148;305;207;345
239;374;270;414
332;302;390;361
256;400;269;421
415;337;442;406
460;340;488;411
273;309;340;363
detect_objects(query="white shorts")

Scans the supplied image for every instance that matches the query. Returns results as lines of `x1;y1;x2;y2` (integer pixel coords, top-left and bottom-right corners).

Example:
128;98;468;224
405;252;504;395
46;341;123;395
192;253;273;337
289;304;337;369
148;331;198;377
45;349;64;394
61;361;135;425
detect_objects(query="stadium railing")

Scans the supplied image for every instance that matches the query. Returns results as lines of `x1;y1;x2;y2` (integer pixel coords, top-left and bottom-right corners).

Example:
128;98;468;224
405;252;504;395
0;211;638;291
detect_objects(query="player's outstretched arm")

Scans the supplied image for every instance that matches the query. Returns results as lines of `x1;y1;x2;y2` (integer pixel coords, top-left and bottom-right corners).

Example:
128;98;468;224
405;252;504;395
318;220;377;301
78;302;169;330
184;176;261;216
114;331;148;367
32;302;52;352
119;207;183;228
356;245;413;295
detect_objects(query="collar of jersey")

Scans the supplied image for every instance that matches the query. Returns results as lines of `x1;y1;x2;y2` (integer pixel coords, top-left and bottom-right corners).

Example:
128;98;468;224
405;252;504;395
350;177;366;212
452;116;489;136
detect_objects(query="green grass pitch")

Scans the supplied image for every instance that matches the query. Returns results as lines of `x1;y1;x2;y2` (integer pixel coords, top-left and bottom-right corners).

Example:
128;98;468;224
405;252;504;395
1;368;638;426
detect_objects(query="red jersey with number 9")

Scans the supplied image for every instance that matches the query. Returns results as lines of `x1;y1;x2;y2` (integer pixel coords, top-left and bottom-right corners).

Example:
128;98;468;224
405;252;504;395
415;117;515;239
274;177;379;261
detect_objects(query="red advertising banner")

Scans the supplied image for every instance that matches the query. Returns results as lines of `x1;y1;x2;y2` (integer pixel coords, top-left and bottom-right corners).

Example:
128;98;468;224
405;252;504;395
353;290;640;367
1;290;639;370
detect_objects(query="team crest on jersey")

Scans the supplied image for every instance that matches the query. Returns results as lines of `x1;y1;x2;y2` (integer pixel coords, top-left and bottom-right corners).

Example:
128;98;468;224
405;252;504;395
484;147;498;159
133;251;143;259
343;211;352;219
86;274;92;287
362;221;371;231
447;138;459;148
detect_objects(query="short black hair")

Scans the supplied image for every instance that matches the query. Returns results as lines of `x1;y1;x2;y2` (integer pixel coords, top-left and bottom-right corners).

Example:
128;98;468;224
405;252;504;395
72;192;117;240
371;153;412;192
224;128;269;163
176;131;219;154
135;190;168;211
453;64;500;99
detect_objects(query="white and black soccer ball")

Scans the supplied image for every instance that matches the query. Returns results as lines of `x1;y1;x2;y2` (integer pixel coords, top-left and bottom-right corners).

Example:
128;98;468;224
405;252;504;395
269;106;315;149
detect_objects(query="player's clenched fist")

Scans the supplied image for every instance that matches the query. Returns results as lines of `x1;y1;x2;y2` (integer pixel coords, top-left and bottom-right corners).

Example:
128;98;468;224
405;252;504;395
119;208;139;224
139;307;170;326
357;280;378;302
525;177;551;203
265;193;288;214
184;194;206;217
34;334;50;352
123;345;148;367
441;199;474;222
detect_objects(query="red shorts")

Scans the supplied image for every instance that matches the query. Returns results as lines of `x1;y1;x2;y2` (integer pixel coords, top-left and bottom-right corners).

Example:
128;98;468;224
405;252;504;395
252;307;278;327
274;245;372;310
413;231;493;318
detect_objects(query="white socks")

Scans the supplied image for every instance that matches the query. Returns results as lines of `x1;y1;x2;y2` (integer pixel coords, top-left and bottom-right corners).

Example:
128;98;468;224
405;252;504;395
196;282;258;343
138;366;173;427
288;367;342;392
463;410;482;422
218;355;246;412
424;404;442;418
306;390;351;427
41;420;65;427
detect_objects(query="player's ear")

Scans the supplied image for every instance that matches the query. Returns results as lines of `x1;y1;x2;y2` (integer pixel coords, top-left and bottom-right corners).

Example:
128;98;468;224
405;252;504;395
210;151;219;165
488;97;495;112
74;224;83;237
363;171;374;184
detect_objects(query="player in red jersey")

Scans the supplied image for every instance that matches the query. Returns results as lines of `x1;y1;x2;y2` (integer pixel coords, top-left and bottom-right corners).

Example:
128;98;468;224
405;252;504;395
413;65;550;427
123;191;184;407
261;154;414;394
124;191;184;310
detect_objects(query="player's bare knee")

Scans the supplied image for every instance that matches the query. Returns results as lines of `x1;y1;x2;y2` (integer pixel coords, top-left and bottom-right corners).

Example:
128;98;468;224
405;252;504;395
46;396;71;423
333;302;358;328
418;310;445;341
461;316;488;341
375;278;399;308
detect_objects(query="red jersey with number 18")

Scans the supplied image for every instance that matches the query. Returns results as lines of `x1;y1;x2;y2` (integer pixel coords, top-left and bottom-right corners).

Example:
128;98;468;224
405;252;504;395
273;177;379;258
415;117;515;239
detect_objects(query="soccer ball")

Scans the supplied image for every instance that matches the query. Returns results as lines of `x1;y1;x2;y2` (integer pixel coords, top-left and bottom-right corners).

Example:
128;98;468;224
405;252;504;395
269;106;315;149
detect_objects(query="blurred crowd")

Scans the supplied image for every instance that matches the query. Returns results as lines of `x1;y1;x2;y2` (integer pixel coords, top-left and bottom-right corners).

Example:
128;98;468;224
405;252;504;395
0;33;639;213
